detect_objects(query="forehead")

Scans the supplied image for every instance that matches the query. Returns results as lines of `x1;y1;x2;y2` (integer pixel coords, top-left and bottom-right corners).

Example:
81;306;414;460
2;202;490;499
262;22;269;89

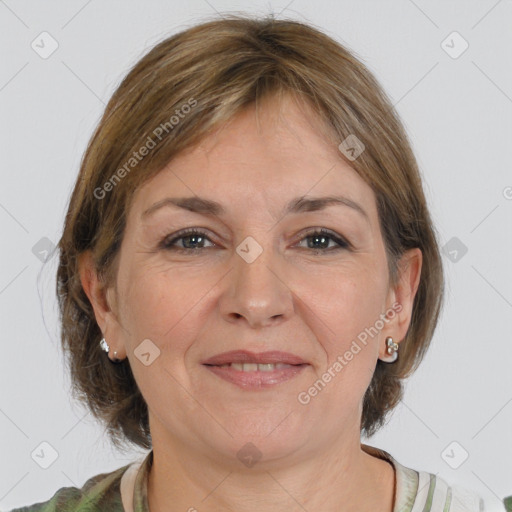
130;94;378;224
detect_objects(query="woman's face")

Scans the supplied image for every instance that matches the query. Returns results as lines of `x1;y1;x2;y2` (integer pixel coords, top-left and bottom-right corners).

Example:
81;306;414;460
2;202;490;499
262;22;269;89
90;94;420;465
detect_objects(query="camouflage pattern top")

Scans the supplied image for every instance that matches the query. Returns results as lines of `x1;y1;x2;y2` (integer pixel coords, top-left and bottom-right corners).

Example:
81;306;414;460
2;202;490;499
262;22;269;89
9;444;511;511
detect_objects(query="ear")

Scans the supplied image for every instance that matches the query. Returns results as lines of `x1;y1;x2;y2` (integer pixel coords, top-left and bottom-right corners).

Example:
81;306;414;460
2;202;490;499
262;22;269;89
78;251;126;358
380;248;422;358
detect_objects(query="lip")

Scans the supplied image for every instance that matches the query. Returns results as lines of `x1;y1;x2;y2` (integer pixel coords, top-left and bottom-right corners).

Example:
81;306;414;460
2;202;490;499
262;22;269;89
201;350;309;390
203;364;308;389
201;350;307;366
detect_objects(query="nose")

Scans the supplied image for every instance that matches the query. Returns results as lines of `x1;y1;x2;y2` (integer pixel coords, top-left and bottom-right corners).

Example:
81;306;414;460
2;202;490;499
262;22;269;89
219;241;294;329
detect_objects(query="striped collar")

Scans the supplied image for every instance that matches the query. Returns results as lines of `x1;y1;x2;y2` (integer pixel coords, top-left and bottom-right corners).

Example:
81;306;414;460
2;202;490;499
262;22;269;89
120;444;486;512
361;443;486;511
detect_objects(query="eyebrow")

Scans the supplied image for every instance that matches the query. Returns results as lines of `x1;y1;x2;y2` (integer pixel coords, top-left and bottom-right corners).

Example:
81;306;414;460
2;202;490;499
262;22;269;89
141;195;369;222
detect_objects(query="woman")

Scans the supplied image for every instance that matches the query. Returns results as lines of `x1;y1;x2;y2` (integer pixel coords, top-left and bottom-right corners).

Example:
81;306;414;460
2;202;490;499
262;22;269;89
11;14;510;512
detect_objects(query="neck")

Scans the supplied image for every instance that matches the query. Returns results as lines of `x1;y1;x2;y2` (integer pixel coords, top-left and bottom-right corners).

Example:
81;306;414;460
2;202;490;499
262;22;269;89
146;424;395;512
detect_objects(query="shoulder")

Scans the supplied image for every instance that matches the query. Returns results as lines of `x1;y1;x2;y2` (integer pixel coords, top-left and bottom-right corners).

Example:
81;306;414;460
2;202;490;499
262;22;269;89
361;443;508;512
7;463;130;512
415;470;490;511
399;461;508;512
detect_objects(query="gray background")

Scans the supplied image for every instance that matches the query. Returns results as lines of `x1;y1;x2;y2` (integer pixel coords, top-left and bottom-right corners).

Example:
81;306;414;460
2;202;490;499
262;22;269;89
1;0;511;509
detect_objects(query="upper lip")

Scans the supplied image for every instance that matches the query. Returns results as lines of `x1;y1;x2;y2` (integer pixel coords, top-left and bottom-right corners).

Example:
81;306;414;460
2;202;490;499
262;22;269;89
202;350;308;366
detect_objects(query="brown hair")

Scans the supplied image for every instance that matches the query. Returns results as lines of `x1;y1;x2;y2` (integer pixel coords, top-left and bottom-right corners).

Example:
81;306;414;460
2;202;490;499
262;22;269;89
57;14;444;450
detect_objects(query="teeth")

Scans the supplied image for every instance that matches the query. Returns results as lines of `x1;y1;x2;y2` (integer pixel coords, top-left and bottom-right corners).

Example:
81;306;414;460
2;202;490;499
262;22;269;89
218;363;293;371
258;363;277;372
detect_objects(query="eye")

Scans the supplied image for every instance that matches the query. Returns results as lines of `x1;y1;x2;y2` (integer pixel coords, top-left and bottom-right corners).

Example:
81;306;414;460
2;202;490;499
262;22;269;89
160;228;215;252
296;228;350;252
160;227;350;254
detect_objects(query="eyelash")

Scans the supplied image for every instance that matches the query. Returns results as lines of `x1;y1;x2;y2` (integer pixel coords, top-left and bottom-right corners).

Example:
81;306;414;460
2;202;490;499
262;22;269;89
160;228;350;254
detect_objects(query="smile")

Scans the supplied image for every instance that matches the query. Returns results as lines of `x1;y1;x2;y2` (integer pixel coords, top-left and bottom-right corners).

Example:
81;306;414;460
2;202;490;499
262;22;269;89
203;362;308;389
215;362;296;371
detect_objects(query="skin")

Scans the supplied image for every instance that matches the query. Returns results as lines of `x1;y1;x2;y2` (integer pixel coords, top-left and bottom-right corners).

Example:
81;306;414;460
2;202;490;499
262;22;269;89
80;93;421;512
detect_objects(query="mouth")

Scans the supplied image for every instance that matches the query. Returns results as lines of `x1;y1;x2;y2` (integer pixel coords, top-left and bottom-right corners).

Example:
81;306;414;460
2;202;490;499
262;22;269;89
201;350;308;366
208;362;304;372
201;350;309;389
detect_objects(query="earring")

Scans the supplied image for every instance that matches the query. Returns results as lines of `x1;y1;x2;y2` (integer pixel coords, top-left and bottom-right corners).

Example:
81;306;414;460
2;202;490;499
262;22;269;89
380;336;399;363
99;337;123;364
100;337;109;353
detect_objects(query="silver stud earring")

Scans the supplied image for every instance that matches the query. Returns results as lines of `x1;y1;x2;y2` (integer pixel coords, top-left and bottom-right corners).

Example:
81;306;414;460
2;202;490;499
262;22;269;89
100;337;109;353
99;337;123;363
380;336;399;363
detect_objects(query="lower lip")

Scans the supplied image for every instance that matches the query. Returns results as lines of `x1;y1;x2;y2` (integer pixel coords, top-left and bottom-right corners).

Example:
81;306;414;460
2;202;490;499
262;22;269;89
203;364;308;389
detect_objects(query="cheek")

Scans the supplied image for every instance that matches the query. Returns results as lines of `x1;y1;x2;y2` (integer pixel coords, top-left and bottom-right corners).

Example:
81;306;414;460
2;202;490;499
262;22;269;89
118;259;218;349
122;274;174;338
116;265;203;407
290;267;387;428
308;264;387;369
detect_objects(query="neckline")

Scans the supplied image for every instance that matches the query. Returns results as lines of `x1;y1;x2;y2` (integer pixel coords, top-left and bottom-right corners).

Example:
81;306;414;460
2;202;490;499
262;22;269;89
361;443;420;512
361;442;397;509
120;450;152;512
121;444;418;512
